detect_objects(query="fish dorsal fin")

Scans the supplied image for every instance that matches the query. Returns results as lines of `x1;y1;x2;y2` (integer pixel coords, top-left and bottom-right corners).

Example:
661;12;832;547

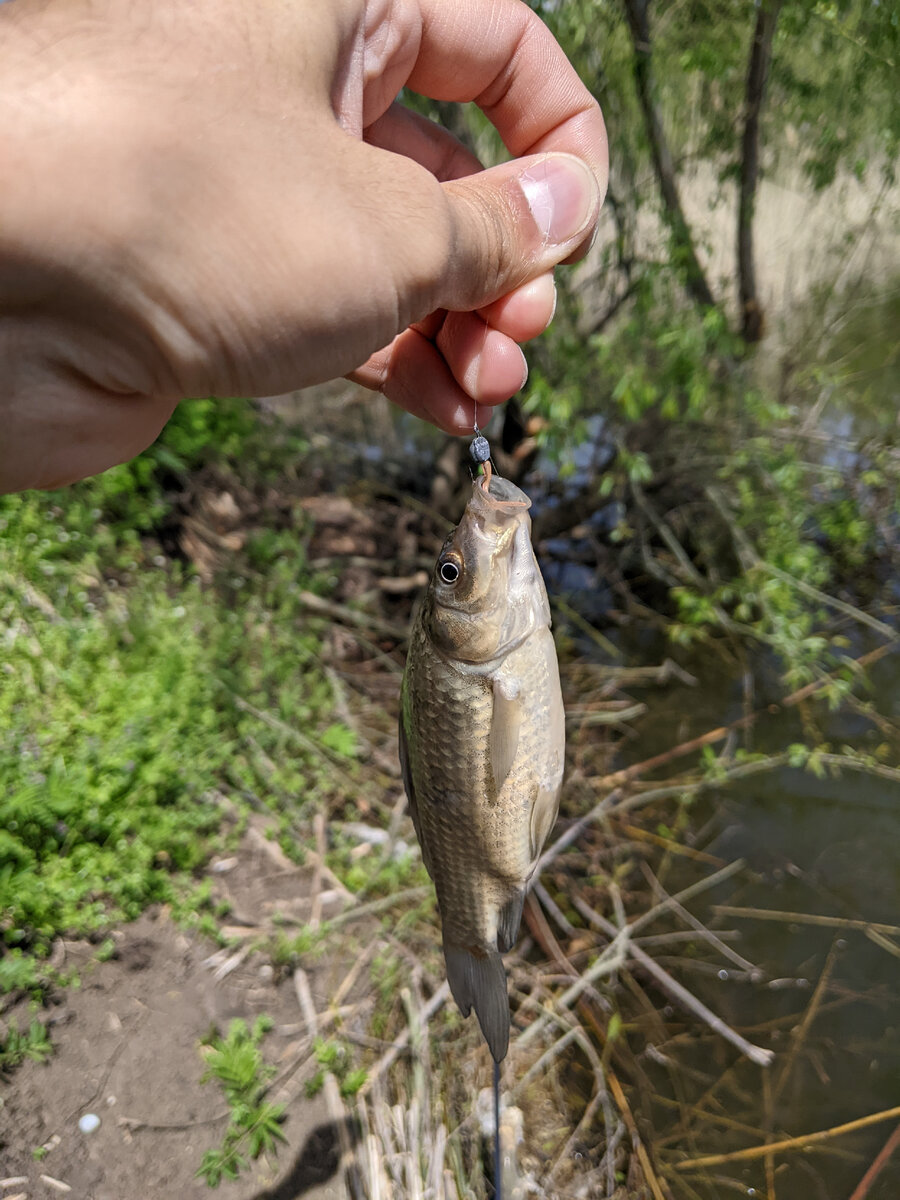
491;682;522;795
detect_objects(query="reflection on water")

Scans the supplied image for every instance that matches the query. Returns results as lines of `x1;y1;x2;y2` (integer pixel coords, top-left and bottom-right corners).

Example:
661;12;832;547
608;630;900;1199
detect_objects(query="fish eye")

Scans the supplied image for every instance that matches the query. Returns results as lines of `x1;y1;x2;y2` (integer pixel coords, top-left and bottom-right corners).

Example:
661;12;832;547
438;558;461;585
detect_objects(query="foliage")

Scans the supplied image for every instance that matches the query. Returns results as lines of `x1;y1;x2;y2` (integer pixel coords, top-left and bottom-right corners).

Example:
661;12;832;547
0;399;340;991
529;0;899;195
0;1017;53;1076
196;1016;286;1188
512;0;900;684
304;1036;367;1099
524;255;896;684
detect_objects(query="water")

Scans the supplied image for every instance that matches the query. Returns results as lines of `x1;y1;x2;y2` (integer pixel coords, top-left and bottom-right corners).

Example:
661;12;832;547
598;630;900;1199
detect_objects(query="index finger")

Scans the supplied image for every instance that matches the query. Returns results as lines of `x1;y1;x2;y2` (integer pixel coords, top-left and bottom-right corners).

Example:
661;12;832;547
407;0;607;199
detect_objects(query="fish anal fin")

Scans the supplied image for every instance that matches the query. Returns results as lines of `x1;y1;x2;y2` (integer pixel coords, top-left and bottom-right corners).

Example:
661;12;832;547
529;783;562;863
444;942;510;1063
491;682;522;795
497;889;525;954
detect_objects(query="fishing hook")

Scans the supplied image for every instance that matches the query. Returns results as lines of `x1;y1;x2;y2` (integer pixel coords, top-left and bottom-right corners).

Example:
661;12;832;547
470;417;493;493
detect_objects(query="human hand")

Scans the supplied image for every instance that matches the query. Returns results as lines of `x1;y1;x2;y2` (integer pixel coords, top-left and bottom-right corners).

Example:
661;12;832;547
0;0;606;492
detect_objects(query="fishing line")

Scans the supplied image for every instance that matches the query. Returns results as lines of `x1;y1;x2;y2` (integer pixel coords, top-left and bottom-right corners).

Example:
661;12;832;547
474;404;502;1200
493;1057;502;1200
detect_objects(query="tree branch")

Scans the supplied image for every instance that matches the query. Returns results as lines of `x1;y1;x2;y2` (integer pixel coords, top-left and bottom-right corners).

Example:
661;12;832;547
738;0;784;343
621;0;716;310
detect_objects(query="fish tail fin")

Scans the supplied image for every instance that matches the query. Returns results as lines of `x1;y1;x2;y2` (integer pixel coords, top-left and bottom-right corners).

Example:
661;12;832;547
444;941;509;1062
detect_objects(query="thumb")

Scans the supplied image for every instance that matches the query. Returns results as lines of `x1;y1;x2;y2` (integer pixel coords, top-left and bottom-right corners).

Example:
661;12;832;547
435;152;603;313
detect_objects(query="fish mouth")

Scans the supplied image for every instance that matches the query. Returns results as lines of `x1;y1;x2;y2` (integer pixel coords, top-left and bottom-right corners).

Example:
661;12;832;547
464;473;532;547
473;473;531;512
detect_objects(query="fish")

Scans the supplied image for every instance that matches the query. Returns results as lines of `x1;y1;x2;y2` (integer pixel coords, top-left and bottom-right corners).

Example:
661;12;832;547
399;471;565;1062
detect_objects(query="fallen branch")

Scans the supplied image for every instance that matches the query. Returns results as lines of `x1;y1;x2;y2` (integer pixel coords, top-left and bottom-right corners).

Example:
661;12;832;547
294;968;355;1198
712;907;900;938
848;1122;900;1200
39;1178;71;1194
773;936;840;1104
117;1110;230;1133
628;859;747;937
640;863;759;974
607;1069;669;1200
229;691;361;789
756;562;896;642
326;886;431;931
574;897;774;1067
297;589;408;640
609;755;790;818
309;810;327;931
620;820;726;866
675;1105;900;1171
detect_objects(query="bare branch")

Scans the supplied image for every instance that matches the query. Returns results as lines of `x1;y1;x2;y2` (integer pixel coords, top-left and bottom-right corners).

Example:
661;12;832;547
621;0;716;310
738;0;784;342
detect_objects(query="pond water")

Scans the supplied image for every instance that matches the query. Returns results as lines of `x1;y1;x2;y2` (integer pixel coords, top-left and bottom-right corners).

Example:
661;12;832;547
603;627;900;1199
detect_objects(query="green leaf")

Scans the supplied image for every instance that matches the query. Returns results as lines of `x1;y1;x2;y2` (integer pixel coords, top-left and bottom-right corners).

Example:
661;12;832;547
320;723;357;759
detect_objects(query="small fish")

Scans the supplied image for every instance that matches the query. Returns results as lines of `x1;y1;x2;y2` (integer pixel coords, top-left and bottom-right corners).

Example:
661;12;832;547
399;472;565;1061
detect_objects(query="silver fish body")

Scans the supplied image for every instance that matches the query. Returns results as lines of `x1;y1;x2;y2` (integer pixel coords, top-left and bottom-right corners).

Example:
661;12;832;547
399;474;565;1061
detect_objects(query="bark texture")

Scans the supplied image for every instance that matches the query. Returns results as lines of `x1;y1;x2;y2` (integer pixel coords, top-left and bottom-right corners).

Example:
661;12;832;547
738;0;784;343
622;0;716;310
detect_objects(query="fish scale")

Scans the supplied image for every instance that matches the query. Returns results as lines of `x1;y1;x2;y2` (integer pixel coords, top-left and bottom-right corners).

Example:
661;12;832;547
400;472;565;1063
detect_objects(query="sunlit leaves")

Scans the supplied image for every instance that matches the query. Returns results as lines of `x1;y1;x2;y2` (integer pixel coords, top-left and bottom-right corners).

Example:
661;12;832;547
197;1017;286;1188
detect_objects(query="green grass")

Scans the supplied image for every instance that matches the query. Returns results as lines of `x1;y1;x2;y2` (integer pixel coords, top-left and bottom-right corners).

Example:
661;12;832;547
0;399;354;991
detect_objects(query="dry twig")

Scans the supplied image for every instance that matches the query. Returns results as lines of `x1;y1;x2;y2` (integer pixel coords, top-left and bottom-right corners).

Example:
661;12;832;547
848;1122;900;1200
357;982;450;1098
676;1105;900;1170
713;906;900;938
574;897;774;1067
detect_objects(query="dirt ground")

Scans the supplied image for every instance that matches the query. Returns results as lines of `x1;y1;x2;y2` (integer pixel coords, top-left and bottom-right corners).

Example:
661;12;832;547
0;824;365;1200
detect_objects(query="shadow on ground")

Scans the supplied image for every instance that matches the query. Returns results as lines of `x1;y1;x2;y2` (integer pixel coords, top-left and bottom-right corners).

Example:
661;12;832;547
252;1117;360;1200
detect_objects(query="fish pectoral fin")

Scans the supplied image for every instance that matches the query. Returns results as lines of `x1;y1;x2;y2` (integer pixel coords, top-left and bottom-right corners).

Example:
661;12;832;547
444;941;510;1063
529;783;562;863
491;683;522;795
399;711;433;879
497;889;525;954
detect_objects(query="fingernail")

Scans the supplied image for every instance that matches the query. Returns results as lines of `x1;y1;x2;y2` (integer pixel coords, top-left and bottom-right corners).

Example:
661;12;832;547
519;155;598;245
517;344;529;390
544;277;558;330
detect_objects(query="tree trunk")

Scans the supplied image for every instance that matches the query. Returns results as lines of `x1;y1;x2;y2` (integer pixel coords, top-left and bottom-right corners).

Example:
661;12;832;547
738;0;784;343
622;0;716;310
